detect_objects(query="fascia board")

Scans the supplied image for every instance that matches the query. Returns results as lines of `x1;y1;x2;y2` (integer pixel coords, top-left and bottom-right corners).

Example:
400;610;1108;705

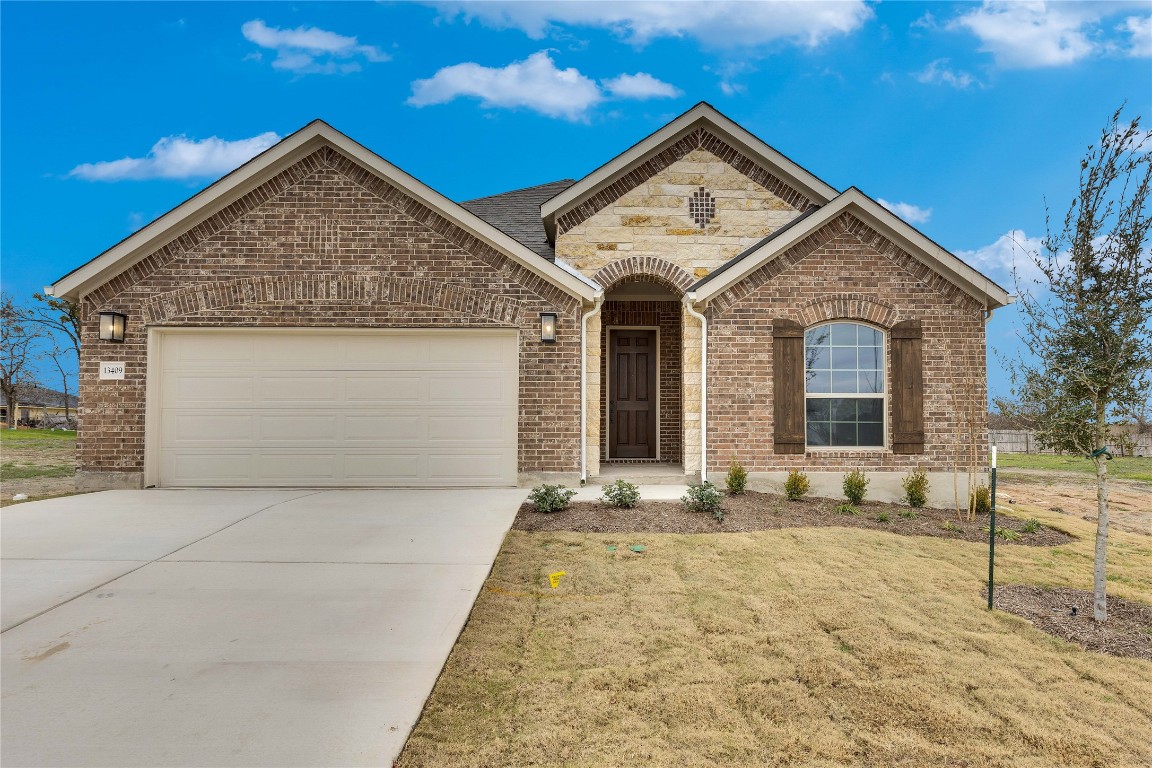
540;103;838;227
51;122;598;304
694;189;1012;309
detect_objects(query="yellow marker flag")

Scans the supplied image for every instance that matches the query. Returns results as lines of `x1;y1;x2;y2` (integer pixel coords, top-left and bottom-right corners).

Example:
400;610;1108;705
548;570;566;588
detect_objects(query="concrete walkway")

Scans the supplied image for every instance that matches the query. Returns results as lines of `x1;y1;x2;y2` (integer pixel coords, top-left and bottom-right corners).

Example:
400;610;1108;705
1;488;526;767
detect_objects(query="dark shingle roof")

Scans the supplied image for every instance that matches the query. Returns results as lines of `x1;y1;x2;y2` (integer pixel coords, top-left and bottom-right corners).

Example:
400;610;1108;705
460;180;574;261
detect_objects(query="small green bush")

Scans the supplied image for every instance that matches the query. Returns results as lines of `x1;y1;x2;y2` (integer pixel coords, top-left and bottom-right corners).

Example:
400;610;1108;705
600;479;641;509
1021;518;1042;534
528;484;577;514
843;469;869;504
834;503;860;516
901;466;929;508
898;509;919;519
876;511;890;523
784;470;810;500
725;459;748;495
941;521;961;532
970;483;991;515
986;525;1022;542
683;481;724;521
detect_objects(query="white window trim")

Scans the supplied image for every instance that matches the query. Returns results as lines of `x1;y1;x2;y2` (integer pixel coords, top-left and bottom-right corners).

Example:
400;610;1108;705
803;321;889;451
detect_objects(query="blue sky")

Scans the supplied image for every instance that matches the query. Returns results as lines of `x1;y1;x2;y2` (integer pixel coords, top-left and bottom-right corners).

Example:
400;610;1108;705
2;1;1150;403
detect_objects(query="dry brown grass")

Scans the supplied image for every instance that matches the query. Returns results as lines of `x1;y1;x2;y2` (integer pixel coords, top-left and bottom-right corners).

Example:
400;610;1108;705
398;502;1152;768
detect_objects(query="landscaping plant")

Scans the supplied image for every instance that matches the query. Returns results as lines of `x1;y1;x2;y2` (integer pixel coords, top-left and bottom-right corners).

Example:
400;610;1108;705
876;511;890;523
1022;518;1043;534
599;479;641;509
843;469;869;504
528;484;577;514
901;466;929;508
834;503;860;516
725;459;748;495
783;470;810;500
970;482;991;516
682;481;724;521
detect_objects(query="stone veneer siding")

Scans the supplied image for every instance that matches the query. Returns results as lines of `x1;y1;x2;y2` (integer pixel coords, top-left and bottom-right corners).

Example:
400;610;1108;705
706;211;988;475
599;301;682;463
78;146;582;485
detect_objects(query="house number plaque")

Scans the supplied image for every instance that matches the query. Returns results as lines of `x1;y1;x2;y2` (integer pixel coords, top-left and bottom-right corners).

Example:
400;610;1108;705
99;362;125;380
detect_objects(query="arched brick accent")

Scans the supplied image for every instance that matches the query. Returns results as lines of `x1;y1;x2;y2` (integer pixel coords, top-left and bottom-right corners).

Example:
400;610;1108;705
592;256;694;295
797;294;900;329
143;274;526;325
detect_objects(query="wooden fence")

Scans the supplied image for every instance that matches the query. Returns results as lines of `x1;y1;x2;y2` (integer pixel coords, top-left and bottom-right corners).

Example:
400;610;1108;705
989;430;1152;457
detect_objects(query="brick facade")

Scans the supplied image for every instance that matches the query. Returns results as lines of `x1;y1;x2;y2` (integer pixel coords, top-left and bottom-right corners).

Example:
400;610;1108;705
77;147;582;484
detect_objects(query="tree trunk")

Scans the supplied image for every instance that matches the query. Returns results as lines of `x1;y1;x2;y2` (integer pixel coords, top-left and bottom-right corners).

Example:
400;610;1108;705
1093;403;1110;622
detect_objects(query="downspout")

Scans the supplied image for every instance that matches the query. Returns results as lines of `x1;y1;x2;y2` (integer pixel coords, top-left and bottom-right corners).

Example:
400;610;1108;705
580;293;604;484
683;293;708;484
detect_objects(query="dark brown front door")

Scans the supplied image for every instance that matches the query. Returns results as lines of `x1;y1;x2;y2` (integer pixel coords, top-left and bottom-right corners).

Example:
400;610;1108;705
609;329;658;459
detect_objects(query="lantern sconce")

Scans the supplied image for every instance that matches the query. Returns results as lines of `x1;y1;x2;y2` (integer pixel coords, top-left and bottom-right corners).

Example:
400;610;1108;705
98;312;127;343
540;312;557;344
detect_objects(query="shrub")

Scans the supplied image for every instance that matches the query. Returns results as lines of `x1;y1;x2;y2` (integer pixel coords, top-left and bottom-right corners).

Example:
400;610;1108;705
834;503;860;516
528;484;577;514
683;481;724;521
941;521;961;532
902;466;930;508
970;483;991;515
876;511;891;523
600;479;641;509
784;470;810;500
987;525;1022;542
1021;518;1042;534
725;459;748;495
843;469;869;504
898;509;919;519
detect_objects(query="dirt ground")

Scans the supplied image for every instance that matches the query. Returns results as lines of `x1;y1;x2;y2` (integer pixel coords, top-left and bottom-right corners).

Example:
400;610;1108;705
0;433;77;504
998;469;1151;536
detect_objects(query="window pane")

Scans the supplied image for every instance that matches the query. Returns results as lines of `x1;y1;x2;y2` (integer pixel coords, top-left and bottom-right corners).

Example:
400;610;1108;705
805;327;830;346
807;420;830;446
858;421;884;446
857;398;884;422
831;421;857;445
830;323;857;345
831;347;857;370
859;345;882;369
831;370;857;393
806;399;830;421
859;327;883;346
859;370;883;393
831;398;856;421
805;346;830;370
806;369;831;393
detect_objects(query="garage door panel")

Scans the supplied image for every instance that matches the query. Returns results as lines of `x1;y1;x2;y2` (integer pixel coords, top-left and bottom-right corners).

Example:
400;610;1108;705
156;330;518;487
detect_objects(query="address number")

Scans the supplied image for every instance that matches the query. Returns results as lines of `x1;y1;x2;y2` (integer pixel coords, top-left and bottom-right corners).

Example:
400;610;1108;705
99;362;125;380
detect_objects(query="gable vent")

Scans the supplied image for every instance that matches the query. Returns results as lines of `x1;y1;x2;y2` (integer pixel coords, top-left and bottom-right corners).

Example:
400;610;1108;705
689;187;716;228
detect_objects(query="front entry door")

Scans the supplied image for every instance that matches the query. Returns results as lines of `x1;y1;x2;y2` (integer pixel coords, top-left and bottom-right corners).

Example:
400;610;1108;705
609;329;658;459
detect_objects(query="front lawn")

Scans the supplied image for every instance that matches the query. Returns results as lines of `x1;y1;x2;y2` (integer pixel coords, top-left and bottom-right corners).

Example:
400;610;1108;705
398;502;1152;767
0;428;78;504
998;452;1152;482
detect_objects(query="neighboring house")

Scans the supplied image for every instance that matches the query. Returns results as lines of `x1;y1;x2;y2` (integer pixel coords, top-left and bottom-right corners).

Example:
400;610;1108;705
48;103;1010;502
1;386;79;427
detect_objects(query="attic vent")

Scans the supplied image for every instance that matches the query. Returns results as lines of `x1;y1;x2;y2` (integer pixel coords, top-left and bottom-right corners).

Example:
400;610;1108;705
689;187;715;228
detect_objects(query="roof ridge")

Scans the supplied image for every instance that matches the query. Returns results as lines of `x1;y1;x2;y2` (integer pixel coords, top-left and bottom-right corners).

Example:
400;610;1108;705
460;179;575;204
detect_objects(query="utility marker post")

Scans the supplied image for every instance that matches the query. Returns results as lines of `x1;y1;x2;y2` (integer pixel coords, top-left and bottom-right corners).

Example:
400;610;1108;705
987;446;997;611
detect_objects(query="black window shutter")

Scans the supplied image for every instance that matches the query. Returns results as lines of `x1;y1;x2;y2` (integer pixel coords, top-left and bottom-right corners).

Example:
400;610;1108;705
890;319;925;454
773;319;805;455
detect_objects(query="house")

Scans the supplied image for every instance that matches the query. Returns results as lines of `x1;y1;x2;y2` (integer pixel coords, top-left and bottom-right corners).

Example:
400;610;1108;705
47;103;1010;503
1;386;79;428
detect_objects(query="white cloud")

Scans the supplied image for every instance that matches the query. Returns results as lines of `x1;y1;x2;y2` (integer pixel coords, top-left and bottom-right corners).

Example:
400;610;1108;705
69;132;281;181
408;51;680;120
877;199;933;225
913;58;978;89
602;72;681;100
1124;15;1152;57
954;229;1046;286
430;1;872;48
949;1;1150;68
241;19;388;74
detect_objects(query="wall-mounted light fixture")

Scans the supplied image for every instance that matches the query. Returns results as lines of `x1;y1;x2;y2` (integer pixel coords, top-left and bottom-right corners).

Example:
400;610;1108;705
540;312;557;344
98;312;127;343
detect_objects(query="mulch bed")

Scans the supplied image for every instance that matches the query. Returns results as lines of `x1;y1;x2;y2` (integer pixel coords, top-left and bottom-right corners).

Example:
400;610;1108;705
990;584;1152;661
513;490;1074;547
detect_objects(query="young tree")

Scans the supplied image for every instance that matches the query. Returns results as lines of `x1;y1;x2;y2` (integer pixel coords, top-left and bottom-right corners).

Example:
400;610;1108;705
1012;106;1152;622
0;294;45;429
24;293;80;420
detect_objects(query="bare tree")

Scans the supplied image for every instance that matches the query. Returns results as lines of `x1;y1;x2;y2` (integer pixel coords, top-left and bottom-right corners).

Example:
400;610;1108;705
24;293;80;420
0;294;45;429
1011;105;1152;622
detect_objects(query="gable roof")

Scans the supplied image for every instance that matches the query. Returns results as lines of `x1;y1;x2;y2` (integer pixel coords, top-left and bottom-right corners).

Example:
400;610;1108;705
688;187;1012;309
460;179;574;261
540;102;839;242
48;122;599;304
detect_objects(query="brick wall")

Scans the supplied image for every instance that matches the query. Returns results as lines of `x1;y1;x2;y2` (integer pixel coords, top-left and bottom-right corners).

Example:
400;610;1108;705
78;146;582;482
706;211;988;475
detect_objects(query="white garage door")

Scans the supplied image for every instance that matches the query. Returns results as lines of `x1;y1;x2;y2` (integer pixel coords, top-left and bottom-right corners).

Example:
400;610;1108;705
152;329;518;487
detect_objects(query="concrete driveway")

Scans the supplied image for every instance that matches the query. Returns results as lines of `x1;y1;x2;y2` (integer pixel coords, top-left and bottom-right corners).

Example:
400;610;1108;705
1;488;526;767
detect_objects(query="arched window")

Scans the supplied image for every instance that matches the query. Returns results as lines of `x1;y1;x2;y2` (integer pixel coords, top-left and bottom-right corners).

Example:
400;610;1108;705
804;322;885;447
